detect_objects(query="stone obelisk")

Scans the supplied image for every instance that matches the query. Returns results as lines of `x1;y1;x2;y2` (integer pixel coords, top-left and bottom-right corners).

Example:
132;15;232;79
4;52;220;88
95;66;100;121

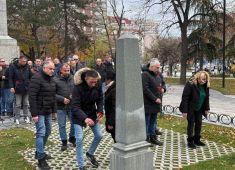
110;33;154;170
0;0;19;62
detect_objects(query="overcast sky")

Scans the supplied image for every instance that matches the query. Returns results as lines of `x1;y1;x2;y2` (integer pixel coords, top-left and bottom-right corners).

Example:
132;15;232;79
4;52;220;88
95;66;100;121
107;0;235;37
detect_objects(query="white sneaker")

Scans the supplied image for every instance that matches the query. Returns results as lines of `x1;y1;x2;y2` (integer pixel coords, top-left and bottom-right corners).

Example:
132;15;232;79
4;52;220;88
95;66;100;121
15;119;20;125
25;117;30;124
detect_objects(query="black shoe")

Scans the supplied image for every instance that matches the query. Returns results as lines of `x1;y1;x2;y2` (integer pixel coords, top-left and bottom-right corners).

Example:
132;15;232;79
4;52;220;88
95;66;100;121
38;158;51;170
155;129;162;135
86;152;99;168
194;136;205;146
150;136;163;146
187;137;196;149
45;154;53;160
61;140;68;151
69;137;76;147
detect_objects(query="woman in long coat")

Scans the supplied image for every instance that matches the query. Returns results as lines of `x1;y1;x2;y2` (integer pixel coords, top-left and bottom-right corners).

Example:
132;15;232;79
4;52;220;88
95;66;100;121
179;71;210;149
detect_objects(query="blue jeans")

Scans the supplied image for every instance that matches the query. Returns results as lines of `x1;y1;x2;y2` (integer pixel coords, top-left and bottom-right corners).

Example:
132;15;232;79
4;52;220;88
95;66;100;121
57;109;75;141
74;123;103;168
1;88;14;114
0;88;2;115
35;114;52;160
145;112;157;137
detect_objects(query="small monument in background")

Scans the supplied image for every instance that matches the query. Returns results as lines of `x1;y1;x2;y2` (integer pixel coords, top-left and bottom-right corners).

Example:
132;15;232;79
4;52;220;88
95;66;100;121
0;0;19;62
110;33;153;170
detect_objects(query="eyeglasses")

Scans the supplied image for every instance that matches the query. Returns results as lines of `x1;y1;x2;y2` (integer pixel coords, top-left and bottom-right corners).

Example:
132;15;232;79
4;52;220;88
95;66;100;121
0;61;5;62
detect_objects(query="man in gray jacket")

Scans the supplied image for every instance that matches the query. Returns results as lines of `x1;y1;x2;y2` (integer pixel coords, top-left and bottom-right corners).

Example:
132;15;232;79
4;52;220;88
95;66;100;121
54;63;75;151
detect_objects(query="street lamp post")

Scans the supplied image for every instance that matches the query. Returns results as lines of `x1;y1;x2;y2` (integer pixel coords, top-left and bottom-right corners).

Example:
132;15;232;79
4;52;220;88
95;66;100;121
222;0;226;88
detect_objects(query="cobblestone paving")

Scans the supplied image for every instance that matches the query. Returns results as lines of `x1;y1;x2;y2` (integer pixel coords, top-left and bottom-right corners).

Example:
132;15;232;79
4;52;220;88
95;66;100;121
20;123;235;170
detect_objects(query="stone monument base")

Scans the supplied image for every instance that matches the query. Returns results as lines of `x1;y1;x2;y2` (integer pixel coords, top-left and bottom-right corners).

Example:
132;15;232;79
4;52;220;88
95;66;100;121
0;35;19;63
110;141;154;170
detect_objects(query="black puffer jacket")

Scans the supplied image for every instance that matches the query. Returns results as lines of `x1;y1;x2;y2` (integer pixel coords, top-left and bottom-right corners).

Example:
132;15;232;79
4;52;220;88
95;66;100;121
179;80;210;118
94;64;106;82
142;70;162;113
9;62;32;94
29;70;57;117
54;74;74;110
71;68;103;126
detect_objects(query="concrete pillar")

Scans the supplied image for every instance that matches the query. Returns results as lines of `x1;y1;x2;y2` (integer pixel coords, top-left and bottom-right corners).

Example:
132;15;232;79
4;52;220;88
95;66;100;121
110;33;153;170
0;0;19;62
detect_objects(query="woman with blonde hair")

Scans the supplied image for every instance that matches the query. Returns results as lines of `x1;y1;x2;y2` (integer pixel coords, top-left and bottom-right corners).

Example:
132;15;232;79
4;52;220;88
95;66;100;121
179;71;210;149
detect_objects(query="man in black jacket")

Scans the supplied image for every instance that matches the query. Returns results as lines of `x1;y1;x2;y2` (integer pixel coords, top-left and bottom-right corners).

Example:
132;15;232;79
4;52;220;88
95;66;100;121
72;68;104;170
142;59;163;146
54;63;75;151
9;56;32;124
29;61;57;170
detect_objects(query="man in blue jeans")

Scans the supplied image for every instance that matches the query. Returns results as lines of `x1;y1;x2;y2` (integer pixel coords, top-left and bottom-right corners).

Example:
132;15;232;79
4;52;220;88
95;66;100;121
29;61;57;170
54;63;75;151
142;58;163;146
72;68;104;170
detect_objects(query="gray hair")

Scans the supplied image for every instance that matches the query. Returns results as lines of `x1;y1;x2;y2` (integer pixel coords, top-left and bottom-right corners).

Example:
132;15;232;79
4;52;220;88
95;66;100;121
43;61;54;68
149;58;160;67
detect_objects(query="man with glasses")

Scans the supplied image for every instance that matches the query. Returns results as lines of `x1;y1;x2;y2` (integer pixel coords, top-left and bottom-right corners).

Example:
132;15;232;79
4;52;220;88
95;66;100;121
29;61;57;170
72;54;84;71
9;56;32;125
54;63;75;151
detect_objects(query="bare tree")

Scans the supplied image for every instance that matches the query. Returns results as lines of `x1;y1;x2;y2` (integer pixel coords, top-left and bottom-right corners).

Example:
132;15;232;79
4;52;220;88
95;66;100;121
148;37;180;76
96;0;125;58
144;0;220;83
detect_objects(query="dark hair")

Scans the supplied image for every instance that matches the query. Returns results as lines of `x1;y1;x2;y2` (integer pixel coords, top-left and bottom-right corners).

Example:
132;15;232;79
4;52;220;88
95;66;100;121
106;71;115;81
85;70;99;78
19;55;27;60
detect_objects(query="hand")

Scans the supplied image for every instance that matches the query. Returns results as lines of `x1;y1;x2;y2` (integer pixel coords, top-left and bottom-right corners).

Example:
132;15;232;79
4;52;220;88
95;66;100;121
64;98;70;105
155;98;161;104
2;76;5;79
107;125;113;130
32;116;39;123
85;118;95;126
97;112;103;119
182;113;187;118
205;110;209;115
10;88;15;93
161;88;165;94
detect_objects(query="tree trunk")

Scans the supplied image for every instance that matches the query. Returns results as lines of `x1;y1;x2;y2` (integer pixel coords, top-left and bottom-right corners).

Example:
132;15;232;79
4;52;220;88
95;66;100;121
32;25;40;58
180;25;188;84
64;0;68;57
169;63;173;77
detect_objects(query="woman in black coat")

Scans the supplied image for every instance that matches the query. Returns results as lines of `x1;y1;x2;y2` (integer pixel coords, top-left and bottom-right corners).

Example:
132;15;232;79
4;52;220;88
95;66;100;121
104;71;116;142
179;71;210;149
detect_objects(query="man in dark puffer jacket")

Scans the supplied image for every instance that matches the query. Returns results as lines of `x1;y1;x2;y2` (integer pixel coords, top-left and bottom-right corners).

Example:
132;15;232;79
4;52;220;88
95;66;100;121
29;61;57;170
72;68;104;170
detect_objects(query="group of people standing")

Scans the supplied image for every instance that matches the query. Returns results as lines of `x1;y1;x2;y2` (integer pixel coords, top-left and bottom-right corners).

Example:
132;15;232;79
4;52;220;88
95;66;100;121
1;54;210;170
26;54;115;170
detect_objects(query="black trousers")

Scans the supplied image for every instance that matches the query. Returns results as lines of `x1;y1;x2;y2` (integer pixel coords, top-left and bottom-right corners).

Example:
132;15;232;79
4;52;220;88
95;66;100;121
187;110;202;137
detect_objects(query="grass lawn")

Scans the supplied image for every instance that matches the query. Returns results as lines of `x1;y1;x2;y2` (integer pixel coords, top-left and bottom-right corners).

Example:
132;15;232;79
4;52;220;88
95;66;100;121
158;115;235;169
0;116;235;169
0;128;35;170
165;77;235;95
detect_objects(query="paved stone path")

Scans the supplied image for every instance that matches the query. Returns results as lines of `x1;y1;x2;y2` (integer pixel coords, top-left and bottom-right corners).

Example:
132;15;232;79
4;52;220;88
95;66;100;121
20;123;235;170
163;85;235;117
